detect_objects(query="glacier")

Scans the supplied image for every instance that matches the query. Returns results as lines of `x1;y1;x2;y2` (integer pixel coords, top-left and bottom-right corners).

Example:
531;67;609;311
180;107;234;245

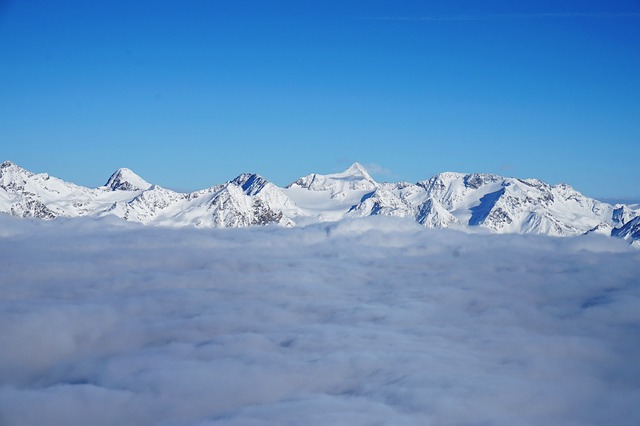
0;160;638;244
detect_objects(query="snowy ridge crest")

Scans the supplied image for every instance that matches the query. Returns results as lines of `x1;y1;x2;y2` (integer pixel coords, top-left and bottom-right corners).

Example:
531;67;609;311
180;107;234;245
0;160;638;244
104;168;152;191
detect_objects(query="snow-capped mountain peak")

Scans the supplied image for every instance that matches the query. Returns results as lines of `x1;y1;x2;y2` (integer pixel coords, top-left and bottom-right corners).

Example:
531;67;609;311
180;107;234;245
287;162;377;194
339;162;374;181
231;173;269;196
1;160;639;246
1;160;19;170
0;160;34;191
104;168;152;191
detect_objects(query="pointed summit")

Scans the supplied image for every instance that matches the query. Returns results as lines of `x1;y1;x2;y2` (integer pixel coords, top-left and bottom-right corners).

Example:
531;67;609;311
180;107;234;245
343;162;368;175
0;160;28;174
0;160;34;191
231;173;269;196
338;162;374;181
287;162;378;192
104;168;151;191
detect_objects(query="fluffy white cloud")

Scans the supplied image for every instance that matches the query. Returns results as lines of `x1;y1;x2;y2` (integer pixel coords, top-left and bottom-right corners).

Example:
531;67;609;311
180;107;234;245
0;215;639;425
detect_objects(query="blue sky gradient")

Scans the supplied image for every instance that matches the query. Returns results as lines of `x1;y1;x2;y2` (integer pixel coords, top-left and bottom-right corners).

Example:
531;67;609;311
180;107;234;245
1;0;639;199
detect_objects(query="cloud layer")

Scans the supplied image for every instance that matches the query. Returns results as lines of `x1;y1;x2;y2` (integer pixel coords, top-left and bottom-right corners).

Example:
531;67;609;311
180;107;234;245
1;215;639;425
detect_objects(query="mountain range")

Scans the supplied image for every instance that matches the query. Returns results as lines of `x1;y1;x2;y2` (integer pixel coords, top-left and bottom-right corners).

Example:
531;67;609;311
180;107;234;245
1;160;638;246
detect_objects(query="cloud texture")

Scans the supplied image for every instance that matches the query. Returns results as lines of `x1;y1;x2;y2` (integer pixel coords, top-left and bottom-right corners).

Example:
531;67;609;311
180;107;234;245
0;215;639;425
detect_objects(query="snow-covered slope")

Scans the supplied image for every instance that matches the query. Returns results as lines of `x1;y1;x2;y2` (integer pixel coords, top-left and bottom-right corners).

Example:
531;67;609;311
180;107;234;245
414;173;617;236
162;174;298;228
612;216;640;247
284;162;378;224
287;162;377;194
0;161;141;219
1;160;638;244
104;168;152;191
102;173;299;228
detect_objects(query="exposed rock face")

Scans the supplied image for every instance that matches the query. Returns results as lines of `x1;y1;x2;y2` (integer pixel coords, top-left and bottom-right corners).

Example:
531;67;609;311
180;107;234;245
1;161;638;245
612;216;640;247
104;168;152;191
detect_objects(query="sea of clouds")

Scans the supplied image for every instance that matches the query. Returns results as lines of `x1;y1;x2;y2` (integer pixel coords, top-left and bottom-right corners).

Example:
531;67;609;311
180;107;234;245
0;215;639;425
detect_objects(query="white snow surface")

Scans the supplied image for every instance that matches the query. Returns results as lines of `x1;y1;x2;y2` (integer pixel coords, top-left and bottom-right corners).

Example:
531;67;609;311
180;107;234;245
1;160;638;244
0;215;639;425
104;167;152;191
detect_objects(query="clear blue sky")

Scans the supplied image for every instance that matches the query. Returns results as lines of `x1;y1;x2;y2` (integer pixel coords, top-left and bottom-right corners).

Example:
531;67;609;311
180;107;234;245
1;0;639;199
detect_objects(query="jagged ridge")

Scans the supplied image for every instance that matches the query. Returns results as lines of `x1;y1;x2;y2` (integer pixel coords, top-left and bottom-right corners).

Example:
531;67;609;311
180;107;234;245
0;160;638;245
